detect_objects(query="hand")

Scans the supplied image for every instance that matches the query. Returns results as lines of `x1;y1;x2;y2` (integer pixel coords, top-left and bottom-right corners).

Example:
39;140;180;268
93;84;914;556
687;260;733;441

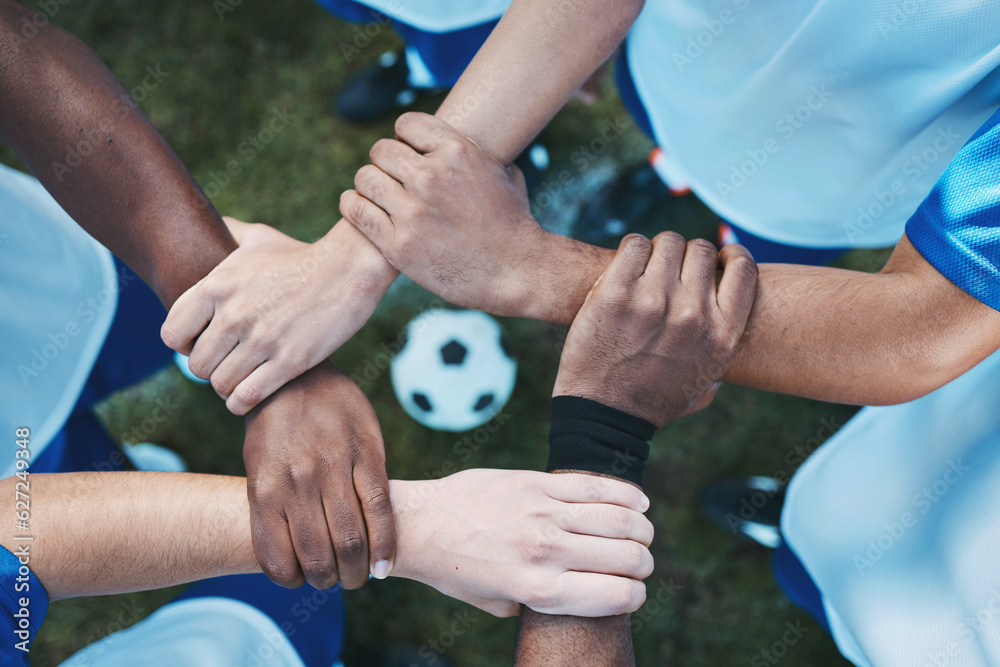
390;469;654;618
554;233;759;427
244;362;395;591
161;216;398;415
340;112;582;320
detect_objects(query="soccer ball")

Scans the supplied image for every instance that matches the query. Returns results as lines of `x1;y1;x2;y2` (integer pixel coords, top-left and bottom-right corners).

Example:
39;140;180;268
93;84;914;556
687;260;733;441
391;309;517;432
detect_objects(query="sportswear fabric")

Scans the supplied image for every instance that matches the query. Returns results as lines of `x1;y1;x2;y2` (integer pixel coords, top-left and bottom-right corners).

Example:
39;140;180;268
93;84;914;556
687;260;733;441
548;396;655;486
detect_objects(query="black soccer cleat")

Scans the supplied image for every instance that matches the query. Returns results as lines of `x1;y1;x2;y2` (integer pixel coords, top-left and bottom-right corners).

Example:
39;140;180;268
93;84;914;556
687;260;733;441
572;159;690;248
334;50;439;123
699;476;787;548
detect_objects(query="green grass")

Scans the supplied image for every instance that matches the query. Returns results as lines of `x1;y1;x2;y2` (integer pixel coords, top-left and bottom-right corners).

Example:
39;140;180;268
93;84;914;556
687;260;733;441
0;0;870;663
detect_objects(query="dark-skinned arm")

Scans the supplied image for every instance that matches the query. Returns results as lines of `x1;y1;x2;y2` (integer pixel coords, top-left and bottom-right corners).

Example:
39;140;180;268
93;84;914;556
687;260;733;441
514;235;758;665
0;1;396;592
0;0;235;306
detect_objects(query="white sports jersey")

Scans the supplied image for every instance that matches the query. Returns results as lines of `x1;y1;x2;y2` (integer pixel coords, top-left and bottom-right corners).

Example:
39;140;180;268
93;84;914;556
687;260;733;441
0;163;117;473
783;349;1000;666
627;0;1000;247
60;598;306;667
355;0;510;32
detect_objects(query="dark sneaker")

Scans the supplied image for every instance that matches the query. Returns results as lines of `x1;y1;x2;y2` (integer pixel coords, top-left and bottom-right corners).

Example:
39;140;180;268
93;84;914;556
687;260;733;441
572;157;695;248
335;51;439;123
699;476;786;548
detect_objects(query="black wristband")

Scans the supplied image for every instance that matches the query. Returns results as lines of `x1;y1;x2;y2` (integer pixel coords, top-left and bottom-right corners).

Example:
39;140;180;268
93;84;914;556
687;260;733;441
546;396;656;487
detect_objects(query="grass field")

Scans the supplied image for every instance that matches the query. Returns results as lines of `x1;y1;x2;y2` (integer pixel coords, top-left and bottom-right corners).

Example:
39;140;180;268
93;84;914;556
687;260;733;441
0;0;874;664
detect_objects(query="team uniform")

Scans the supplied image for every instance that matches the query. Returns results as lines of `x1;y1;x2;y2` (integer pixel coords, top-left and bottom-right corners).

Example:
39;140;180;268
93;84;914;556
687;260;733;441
782;108;1000;666
321;0;1000;261
0;164;346;664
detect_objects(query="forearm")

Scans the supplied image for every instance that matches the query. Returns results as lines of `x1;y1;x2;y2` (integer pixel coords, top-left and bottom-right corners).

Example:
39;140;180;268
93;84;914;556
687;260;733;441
0;0;235;306
513;471;634;667
435;0;644;164
532;232;997;405
1;473;438;601
723;250;1000;405
0;473;257;601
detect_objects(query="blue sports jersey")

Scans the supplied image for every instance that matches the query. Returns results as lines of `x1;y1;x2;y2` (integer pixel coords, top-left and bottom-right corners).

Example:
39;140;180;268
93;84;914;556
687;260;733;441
907;108;1000;312
0;544;47;665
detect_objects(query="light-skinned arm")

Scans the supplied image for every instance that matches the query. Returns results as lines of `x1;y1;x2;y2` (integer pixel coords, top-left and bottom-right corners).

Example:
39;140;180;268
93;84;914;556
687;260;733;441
0;469;653;619
160;0;645;415
342;114;1000;407
512;227;758;666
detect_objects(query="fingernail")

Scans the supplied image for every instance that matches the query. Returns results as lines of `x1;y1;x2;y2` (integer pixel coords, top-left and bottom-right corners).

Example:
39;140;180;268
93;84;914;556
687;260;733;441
640;495;650;511
372;559;391;580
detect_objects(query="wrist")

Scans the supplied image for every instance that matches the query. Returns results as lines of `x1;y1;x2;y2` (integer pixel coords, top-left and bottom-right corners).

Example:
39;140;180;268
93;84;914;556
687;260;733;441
317;219;400;292
521;232;613;327
384;479;435;583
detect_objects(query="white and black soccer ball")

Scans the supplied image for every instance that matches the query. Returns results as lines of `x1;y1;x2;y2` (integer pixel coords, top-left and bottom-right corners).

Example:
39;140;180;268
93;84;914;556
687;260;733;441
391;309;517;432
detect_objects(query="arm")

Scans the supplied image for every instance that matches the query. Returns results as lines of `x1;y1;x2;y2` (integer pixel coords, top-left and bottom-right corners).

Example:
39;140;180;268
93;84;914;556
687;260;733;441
514;234;758;666
0;469;652;618
158;0;645;413
0;1;395;595
434;0;645;164
344;115;1000;407
0;0;235;306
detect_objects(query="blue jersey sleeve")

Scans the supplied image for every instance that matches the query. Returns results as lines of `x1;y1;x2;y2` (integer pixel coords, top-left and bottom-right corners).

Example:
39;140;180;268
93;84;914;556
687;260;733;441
905;108;1000;311
0;544;48;665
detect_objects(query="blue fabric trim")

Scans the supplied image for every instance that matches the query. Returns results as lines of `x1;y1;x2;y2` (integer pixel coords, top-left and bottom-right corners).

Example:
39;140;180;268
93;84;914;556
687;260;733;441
905;108;1000;312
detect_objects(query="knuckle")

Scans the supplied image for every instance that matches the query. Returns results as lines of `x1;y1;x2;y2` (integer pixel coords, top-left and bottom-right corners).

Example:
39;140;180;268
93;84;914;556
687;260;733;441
394;112;417;137
520;532;557;565
621;542;646;574
346;197;375;227
284;460;318;491
160;322;182;350
186;355;211;380
211;372;236;398
621;233;653;254
609;509;633;539
610;578;638;613
233;382;262;410
299;556;335;583
687;237;718;255
369;138;392;163
354;164;379;191
729;253;760;283
334;531;366;564
260;558;300;586
362;485;391;517
653;230;685;247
